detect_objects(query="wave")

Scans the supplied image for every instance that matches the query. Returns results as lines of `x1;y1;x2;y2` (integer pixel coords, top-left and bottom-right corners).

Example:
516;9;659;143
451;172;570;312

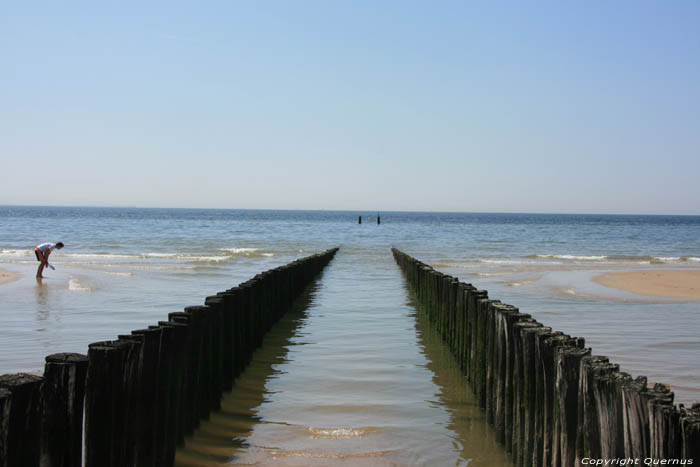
528;254;606;261
220;247;261;254
479;259;563;265
526;254;700;264
0;249;33;257
220;247;275;258
0;248;275;264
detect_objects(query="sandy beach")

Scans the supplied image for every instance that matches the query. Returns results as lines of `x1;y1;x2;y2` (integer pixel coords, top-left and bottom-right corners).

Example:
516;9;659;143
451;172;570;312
594;270;700;299
0;269;21;286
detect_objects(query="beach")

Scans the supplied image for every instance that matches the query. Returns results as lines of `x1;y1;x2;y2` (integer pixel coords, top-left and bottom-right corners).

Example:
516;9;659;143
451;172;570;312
594;270;700;299
0;268;20;286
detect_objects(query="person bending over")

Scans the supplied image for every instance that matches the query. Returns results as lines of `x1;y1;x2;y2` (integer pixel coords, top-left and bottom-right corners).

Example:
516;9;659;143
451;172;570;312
35;242;64;278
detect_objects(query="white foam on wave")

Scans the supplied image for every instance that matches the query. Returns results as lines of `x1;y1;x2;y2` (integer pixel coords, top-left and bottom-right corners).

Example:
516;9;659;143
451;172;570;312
529;254;700;265
68;277;95;292
140;253;178;258
479;259;563;265
657;256;700;263
534;254;606;261
0;249;31;257
63;253;137;259
3;248;276;264
220;247;261;254
189;255;231;263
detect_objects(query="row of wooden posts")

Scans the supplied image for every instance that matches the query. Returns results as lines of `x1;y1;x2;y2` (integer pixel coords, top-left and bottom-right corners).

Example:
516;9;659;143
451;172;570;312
392;248;699;466
0;248;338;467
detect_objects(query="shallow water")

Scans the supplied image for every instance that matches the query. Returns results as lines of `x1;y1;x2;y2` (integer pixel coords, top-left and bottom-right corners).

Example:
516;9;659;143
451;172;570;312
175;249;511;466
1;207;699;411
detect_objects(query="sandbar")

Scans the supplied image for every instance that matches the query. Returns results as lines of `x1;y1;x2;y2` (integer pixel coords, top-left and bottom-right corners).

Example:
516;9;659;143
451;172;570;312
0;269;21;286
593;270;700;299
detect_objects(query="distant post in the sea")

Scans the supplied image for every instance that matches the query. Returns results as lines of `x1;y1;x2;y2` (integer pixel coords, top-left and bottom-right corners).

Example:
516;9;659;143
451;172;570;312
377;215;381;225
358;216;362;224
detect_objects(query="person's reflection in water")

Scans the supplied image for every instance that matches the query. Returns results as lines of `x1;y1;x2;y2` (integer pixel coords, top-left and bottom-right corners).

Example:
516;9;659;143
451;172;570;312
34;277;50;321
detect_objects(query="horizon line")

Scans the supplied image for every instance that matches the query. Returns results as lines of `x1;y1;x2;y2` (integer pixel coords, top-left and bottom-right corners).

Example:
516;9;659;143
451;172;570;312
1;204;698;217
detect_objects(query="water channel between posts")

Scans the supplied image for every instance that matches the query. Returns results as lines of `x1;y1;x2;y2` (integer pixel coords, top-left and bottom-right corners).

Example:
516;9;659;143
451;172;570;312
175;247;511;466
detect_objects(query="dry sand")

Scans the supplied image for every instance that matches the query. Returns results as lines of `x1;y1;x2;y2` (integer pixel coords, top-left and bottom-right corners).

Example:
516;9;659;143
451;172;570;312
0;269;21;286
594;270;700;299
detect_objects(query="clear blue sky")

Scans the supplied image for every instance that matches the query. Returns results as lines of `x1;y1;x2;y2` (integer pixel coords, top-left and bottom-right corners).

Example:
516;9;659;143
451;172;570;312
2;1;698;213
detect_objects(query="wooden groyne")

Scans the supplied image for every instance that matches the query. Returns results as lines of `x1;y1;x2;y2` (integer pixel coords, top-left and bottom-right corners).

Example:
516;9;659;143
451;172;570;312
392;248;699;466
0;248;338;467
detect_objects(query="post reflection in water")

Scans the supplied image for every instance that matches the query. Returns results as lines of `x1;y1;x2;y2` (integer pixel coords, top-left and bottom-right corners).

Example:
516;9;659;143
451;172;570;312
409;289;513;466
174;284;320;466
175;250;513;466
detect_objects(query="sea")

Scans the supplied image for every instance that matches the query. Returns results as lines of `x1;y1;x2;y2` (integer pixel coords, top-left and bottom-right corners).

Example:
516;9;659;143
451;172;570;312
1;206;699;465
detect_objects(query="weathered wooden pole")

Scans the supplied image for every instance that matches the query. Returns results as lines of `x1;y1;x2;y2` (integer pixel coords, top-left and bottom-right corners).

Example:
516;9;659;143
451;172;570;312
146;324;177;467
129;327;162;467
620;375;649;459
576;355;612;461
503;311;530;455
0;373;44;467
40;353;89;467
84;340;129;467
680;404;700;462
553;344;589;467
0;388;9;467
184;306;213;419
158;320;189;447
168;311;199;436
207;295;233;390
647;383;681;459
493;304;519;444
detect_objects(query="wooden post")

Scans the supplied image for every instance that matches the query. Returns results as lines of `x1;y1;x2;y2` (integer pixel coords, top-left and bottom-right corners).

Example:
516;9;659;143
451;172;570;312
207;294;234;390
168;312;199;435
84;340;129;467
183;306;211;420
0;373;43;467
493;304;519;444
511;321;541;466
620;376;649;459
526;327;556;467
147;324;177;467
680;404;700;462
647;383;681;459
576;355;612;461
129;327;162;467
553;345;589;467
158;320;189;447
40;353;89;467
0;388;9;467
504;312;530;455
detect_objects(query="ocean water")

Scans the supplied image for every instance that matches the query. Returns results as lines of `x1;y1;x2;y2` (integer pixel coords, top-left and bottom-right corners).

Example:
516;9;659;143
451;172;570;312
1;207;699;463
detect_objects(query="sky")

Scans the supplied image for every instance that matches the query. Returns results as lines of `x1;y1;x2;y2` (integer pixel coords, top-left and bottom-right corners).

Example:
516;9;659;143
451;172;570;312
1;1;699;214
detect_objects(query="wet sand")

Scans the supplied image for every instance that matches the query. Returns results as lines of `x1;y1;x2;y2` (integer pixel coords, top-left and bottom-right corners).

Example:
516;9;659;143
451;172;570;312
0;269;20;286
594;270;700;299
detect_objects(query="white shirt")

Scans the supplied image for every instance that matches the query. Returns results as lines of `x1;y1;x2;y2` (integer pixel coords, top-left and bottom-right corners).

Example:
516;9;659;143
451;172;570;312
36;243;56;253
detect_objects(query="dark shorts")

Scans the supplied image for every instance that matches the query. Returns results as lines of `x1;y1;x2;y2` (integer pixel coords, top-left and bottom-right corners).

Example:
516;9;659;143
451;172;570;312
35;248;45;262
